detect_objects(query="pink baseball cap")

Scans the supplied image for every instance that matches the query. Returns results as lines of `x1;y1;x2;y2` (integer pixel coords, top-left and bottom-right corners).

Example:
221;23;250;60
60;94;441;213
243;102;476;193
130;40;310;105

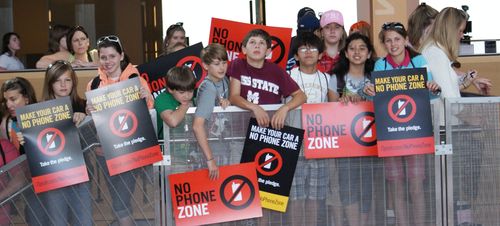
320;10;344;28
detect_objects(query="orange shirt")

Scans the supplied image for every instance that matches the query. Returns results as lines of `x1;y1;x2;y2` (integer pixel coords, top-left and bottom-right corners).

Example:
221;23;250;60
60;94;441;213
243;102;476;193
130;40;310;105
86;63;154;109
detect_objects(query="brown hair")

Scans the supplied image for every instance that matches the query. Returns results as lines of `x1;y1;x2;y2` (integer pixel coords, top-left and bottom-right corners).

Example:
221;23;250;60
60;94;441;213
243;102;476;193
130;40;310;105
200;43;228;64
1;77;37;114
242;29;272;48
42;60;85;107
163;23;186;54
48;24;70;53
166;66;196;91
408;3;438;49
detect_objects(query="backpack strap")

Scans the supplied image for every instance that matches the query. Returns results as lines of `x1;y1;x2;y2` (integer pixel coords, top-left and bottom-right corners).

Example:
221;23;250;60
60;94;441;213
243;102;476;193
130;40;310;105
91;73;138;90
90;75;101;90
0;140;5;165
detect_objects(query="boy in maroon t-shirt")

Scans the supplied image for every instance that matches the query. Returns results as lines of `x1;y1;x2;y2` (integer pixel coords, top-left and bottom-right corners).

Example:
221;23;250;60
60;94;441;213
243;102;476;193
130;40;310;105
228;29;306;129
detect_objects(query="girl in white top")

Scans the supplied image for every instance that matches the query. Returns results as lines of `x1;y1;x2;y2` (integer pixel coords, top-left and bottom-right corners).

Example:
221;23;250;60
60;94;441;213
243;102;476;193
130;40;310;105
0;32;24;71
421;7;467;99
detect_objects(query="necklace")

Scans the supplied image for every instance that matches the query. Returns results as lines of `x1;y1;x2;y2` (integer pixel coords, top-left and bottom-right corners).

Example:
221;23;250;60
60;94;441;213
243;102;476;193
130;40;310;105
299;70;323;103
208;77;227;100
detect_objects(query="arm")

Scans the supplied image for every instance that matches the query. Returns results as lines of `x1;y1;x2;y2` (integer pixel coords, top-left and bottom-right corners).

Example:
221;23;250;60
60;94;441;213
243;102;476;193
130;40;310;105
271;89;306;129
229;77;270;127
327;90;339;102
192;117;219;180
72;59;98;68
327;74;341;102
0;56;7;71
36;55;54;69
159;103;190;128
424;47;460;98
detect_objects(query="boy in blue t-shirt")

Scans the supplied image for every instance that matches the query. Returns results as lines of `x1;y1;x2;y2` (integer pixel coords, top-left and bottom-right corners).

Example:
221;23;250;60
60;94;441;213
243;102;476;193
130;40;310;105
192;43;230;180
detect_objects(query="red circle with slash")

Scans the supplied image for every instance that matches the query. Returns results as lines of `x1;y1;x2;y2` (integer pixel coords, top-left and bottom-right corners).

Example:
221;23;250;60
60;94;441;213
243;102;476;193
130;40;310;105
109;109;138;138
254;148;283;176
387;94;417;123
37;127;65;156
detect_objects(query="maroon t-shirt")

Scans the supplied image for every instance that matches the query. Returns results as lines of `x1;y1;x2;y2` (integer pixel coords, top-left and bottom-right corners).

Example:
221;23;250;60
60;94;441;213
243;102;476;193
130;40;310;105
228;58;299;105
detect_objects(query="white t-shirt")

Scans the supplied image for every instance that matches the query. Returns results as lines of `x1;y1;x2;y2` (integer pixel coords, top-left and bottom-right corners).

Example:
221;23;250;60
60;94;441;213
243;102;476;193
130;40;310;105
0;53;24;70
289;67;333;103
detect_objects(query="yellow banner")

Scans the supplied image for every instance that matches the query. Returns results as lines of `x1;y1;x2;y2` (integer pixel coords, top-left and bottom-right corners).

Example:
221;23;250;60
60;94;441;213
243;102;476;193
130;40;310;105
259;191;289;212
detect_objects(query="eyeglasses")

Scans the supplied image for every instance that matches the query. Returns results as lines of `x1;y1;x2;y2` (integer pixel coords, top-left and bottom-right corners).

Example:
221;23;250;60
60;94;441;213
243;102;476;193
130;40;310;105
382;22;405;31
298;47;319;53
97;35;123;50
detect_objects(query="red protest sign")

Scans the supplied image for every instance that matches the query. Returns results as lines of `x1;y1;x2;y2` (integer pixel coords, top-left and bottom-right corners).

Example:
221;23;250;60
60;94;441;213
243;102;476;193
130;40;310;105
169;163;262;226
209;18;292;69
302;102;378;158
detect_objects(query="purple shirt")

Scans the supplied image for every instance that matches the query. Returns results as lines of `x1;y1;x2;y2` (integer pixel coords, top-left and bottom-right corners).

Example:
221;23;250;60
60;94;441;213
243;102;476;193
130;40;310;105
228;58;299;104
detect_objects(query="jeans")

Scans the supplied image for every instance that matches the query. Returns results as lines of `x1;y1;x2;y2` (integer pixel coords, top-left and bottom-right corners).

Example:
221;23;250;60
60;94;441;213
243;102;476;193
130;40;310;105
96;156;136;219
44;182;93;226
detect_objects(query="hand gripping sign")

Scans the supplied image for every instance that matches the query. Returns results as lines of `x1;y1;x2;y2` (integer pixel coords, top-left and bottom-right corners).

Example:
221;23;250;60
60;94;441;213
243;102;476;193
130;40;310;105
168;163;262;226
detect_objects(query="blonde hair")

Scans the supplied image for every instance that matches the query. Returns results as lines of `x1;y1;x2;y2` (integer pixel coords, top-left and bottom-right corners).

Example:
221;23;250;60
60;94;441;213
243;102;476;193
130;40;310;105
421;7;468;61
408;3;438;49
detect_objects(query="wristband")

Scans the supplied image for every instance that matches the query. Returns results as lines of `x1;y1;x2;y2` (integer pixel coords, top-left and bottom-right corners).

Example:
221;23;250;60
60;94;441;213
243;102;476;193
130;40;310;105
207;157;214;162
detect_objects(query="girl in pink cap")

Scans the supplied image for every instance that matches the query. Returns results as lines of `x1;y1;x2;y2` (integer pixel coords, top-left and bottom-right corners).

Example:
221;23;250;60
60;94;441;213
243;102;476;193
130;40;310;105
318;10;347;73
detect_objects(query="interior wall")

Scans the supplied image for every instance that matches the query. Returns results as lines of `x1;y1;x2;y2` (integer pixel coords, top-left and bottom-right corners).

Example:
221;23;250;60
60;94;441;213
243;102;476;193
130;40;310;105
13;0;49;67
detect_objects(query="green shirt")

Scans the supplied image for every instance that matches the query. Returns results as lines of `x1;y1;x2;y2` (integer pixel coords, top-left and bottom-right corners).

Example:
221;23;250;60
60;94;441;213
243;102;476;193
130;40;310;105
154;91;180;139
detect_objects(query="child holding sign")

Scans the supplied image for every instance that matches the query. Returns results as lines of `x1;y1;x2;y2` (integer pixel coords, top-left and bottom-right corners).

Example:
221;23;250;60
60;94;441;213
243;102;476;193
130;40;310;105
228;28;306;225
328;33;375;226
39;60;92;226
0;77;50;225
228;29;306;130
87;35;153;226
286;33;338;226
364;22;440;226
192;43;230;181
1;77;37;154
